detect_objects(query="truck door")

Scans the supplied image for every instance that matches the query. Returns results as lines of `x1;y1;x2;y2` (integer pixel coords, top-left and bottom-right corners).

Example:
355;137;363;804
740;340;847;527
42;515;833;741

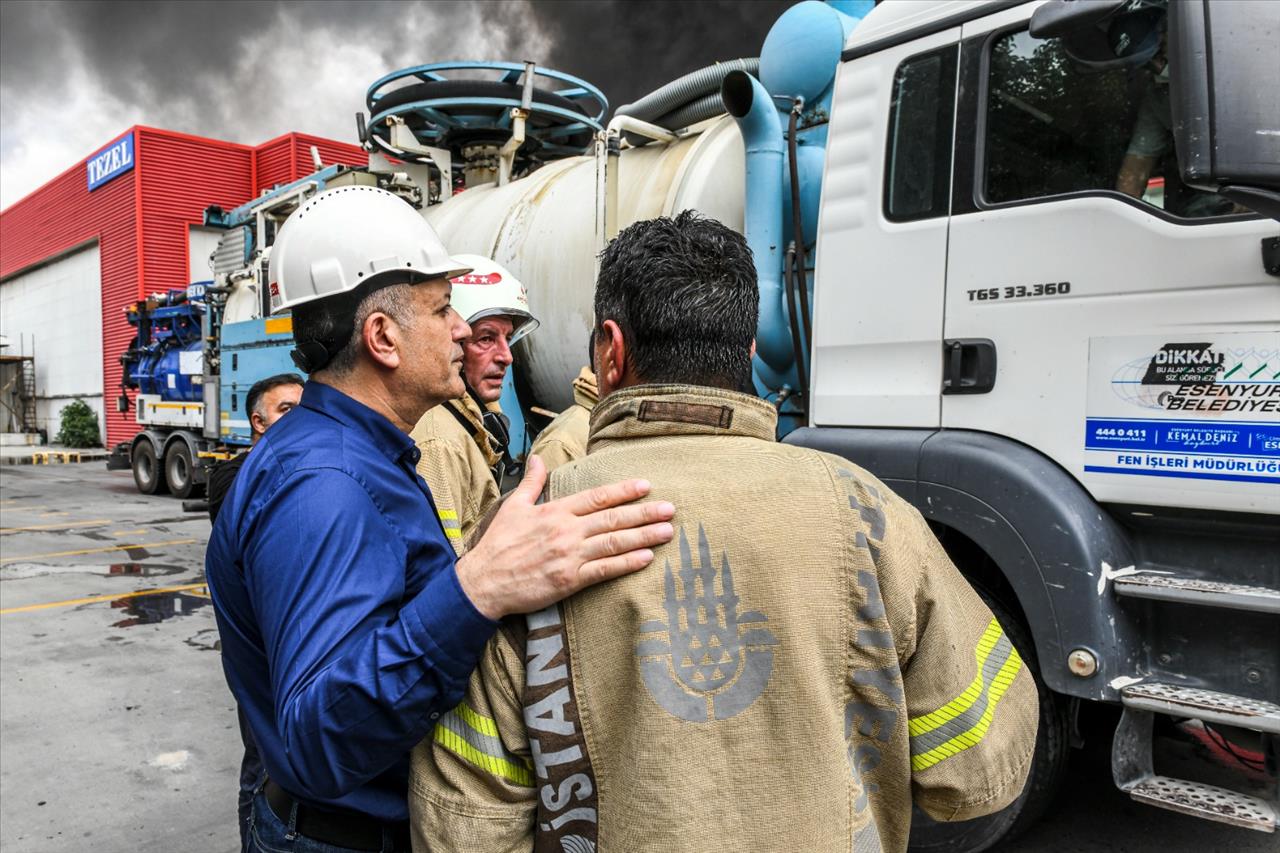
811;23;961;429
942;3;1280;514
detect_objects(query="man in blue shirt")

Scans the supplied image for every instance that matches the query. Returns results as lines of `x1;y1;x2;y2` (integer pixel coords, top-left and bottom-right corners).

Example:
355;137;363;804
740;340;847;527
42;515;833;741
207;186;675;853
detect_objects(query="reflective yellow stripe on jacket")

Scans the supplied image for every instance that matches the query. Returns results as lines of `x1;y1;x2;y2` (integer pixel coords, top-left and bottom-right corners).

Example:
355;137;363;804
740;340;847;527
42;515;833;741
908;619;1023;771
437;509;462;543
434;702;534;787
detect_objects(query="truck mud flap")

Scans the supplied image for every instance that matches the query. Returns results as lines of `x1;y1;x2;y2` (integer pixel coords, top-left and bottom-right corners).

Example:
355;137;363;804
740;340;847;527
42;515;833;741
106;442;131;471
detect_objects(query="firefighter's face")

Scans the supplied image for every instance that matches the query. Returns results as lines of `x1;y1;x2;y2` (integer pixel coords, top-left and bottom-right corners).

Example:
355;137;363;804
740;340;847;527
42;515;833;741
462;316;515;404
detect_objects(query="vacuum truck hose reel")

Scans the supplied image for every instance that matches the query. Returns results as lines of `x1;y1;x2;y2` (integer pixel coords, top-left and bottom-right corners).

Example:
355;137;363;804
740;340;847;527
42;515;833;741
365;61;607;182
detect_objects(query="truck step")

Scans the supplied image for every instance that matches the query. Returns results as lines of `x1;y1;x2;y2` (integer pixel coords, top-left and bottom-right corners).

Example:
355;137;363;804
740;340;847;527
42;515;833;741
1112;574;1280;614
1126;776;1276;833
1121;683;1280;735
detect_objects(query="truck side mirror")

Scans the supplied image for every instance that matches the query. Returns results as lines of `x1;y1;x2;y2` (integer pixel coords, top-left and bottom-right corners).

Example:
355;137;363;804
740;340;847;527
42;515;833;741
1030;0;1149;70
1167;0;1280;220
1029;0;1127;38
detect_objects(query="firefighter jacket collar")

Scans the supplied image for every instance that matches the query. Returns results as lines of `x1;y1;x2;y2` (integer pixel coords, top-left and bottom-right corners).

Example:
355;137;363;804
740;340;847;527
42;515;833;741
587;384;777;453
571;366;599;410
446;390;502;469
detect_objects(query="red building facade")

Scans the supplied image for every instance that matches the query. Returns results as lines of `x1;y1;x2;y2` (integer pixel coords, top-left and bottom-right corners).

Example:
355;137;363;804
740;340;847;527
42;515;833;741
0;127;364;446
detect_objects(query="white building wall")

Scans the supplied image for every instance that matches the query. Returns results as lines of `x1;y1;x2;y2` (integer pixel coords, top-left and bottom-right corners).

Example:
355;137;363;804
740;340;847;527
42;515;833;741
0;244;106;442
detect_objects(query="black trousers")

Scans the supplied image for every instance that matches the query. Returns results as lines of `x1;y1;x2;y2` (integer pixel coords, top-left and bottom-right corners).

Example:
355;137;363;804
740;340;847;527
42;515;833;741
237;705;265;853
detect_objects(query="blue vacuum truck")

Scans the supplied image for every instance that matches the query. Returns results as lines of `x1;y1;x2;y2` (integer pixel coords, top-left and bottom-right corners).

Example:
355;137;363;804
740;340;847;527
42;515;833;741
109;284;211;497
108;277;299;498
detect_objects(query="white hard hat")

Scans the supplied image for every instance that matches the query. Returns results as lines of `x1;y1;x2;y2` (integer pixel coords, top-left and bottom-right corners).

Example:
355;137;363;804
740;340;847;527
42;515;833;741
267;186;471;314
448;254;540;346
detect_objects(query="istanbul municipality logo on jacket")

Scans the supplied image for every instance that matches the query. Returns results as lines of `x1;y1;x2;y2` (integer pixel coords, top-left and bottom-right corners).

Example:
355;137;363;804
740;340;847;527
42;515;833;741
636;525;778;722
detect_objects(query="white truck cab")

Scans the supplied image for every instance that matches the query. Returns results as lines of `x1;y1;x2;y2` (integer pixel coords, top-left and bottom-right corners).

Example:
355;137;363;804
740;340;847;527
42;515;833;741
794;0;1279;844
815;0;1278;513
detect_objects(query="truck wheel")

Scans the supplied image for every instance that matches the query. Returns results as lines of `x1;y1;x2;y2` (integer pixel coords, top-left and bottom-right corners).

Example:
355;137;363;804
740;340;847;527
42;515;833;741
132;440;167;495
907;594;1069;853
164;442;197;499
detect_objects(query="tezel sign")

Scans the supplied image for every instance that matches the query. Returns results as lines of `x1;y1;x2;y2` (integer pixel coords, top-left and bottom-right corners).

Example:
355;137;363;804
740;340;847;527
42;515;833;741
86;132;135;191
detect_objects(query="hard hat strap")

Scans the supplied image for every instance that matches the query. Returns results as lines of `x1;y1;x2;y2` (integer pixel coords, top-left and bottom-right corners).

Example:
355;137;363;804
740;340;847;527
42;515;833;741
291;339;343;374
288;271;430;373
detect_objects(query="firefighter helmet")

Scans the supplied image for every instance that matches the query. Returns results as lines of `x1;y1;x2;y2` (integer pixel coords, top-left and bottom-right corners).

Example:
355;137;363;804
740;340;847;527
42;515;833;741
447;255;540;346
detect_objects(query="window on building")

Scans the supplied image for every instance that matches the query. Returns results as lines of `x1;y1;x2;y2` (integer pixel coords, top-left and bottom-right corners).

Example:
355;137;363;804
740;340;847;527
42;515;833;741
983;26;1236;219
884;45;958;222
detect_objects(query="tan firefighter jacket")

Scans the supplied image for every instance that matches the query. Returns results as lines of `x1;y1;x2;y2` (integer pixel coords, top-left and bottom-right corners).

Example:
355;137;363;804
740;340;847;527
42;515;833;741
409;385;1038;853
528;367;599;471
410;393;502;554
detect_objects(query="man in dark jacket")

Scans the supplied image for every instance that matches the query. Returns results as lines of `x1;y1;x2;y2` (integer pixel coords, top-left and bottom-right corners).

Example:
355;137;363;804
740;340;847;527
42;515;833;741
205;371;302;851
207;373;304;524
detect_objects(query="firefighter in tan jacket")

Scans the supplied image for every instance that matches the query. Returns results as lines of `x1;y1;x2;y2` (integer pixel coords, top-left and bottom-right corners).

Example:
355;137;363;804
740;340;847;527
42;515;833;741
408;214;1037;852
410;256;539;552
528;366;598;471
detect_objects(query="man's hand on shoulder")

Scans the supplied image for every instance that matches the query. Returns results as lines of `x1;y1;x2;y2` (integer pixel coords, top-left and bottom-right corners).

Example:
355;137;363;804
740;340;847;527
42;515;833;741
455;455;675;619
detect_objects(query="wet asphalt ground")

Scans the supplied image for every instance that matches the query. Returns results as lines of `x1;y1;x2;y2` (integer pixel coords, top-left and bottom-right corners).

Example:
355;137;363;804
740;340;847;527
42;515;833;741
1;463;238;853
0;463;1273;852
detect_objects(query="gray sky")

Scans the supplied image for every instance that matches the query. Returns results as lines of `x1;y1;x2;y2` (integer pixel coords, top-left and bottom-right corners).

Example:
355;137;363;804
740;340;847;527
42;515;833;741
0;0;790;208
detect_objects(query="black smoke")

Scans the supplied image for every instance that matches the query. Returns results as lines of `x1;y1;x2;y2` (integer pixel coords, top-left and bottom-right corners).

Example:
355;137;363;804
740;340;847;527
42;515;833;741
1;0;792;122
528;0;793;110
0;0;799;206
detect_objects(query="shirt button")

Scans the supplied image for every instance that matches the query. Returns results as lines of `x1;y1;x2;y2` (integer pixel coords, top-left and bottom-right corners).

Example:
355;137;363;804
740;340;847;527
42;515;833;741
429;711;440;721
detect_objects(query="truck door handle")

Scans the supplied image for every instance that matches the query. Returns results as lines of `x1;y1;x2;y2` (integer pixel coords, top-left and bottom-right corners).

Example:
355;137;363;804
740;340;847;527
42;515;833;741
942;338;997;395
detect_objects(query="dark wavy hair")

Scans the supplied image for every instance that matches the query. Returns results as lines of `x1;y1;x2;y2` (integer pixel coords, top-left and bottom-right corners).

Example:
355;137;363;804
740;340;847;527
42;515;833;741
594;210;758;390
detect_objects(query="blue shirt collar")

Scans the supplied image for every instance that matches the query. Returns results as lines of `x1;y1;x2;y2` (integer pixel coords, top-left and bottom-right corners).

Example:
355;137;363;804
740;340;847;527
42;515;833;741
300;381;419;466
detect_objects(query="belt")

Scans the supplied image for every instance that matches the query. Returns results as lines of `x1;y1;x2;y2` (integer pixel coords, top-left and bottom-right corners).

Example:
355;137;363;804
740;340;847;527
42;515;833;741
263;778;411;852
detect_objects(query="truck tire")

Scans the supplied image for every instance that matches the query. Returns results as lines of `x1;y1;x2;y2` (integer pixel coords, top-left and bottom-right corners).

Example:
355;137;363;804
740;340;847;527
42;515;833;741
164;441;197;499
906;594;1069;853
132;440;167;495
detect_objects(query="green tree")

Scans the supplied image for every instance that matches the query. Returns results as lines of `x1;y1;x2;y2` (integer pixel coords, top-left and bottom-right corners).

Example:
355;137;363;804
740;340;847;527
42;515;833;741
55;399;102;447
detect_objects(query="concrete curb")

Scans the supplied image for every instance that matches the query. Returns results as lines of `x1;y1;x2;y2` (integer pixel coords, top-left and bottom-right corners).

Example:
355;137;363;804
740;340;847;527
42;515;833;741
0;449;110;465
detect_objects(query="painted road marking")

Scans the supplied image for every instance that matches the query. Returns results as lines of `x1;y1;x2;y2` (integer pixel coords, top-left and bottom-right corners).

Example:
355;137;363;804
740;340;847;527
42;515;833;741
0;518;111;533
0;583;208;615
0;538;198;565
112;529;147;537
